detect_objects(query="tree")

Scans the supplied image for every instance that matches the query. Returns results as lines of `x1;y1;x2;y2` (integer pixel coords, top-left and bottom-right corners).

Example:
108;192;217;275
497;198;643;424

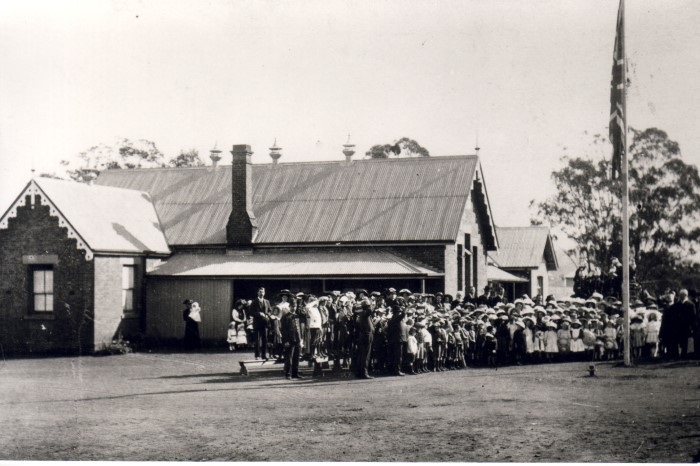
61;138;166;183
38;172;64;180
365;137;430;159
168;149;205;168
532;128;700;294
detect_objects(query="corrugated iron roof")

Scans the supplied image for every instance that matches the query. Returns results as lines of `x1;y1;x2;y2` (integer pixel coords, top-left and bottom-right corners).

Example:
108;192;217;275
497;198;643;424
95;155;481;246
489;226;558;270
147;250;443;277
487;265;529;283
35;178;170;254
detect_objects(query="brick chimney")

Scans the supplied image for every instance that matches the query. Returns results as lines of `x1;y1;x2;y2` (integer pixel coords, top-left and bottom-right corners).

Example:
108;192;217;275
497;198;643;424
226;144;258;247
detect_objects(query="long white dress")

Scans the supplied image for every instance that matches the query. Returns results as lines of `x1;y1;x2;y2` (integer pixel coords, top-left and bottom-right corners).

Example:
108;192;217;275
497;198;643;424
544;329;559;353
524;327;535;354
570;328;585;352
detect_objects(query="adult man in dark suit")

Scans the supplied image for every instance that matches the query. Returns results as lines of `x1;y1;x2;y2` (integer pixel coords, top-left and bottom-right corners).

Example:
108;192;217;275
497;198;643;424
355;299;375;379
661;290;696;359
477;286;492;306
249;287;272;360
386;304;408;376
464;286;477;305
280;301;303;379
677;289;697;358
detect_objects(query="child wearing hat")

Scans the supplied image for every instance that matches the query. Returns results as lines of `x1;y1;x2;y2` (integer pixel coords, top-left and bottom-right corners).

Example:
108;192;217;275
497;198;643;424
464;322;477;365
630;314;646;359
452;323;465;369
581;320;598;361
569;319;585;360
557;319;572;360
512;320;527;365
420;323;433;373
484;327;497;368
544;321;559;362
429;321;442;371
603;320;618;360
645;311;660;358
445;323;456;370
523;317;536;363
406;327;419;375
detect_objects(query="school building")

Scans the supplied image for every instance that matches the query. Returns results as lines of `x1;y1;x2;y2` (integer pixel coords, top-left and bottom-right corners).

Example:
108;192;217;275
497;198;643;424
0;142;557;353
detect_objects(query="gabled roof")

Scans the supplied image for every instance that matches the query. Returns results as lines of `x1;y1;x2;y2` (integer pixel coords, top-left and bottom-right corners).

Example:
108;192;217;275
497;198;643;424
0;178;170;258
95;155;490;246
489;226;558;271
553;244;579;278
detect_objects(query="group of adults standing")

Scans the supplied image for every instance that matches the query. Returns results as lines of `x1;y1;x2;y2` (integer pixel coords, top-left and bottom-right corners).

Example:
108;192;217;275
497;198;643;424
659;289;698;358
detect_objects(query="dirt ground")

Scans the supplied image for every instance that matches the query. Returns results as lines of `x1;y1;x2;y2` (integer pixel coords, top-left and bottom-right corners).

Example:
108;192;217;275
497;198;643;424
0;351;698;462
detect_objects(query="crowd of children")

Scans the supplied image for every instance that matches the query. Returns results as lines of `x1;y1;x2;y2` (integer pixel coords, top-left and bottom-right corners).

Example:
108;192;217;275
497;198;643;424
227;287;666;374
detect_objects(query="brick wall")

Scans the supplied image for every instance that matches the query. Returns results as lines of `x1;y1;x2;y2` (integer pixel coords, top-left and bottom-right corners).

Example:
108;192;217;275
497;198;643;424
0;194;94;354
441;190;489;296
93;256;145;350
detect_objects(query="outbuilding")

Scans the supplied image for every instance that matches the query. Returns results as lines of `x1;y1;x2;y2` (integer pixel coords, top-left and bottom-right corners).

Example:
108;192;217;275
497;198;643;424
488;226;558;302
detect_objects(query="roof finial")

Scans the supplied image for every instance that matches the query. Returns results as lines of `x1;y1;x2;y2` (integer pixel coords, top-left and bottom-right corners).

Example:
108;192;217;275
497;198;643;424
342;134;356;162
210;142;222;168
269;138;282;165
475;129;480;156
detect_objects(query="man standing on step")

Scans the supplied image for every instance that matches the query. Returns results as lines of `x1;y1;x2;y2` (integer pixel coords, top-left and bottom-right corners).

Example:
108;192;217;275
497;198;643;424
249;287;272;360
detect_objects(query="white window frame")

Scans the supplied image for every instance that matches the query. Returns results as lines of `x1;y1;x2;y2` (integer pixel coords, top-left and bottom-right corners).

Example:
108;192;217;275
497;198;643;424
122;264;136;313
31;267;54;313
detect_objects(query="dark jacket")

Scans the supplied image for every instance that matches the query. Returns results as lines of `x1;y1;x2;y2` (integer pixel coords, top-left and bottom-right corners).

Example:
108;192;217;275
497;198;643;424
356;308;375;335
678;300;697;337
387;315;408;343
280;312;302;345
249;298;272;330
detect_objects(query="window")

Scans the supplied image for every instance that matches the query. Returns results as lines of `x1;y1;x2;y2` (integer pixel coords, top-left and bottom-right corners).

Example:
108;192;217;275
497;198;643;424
537;276;544;298
32;267;54;312
464;234;472;287
457;244;463;292
122;265;135;312
472;246;479;289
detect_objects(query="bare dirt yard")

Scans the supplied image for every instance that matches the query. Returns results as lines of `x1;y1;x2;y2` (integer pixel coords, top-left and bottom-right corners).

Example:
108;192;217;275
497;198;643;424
1;351;698;462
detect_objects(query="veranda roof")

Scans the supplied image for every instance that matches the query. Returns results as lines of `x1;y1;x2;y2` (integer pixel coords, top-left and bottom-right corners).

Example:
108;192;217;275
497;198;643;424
487;265;529;283
147;250;443;278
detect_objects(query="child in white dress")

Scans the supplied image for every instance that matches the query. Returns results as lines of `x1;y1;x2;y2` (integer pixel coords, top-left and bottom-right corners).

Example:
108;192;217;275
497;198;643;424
544;321;559;362
569;319;586;357
645;312;661;358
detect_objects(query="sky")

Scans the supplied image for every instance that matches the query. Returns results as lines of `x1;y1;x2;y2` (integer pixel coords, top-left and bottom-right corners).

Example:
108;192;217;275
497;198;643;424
1;0;699;229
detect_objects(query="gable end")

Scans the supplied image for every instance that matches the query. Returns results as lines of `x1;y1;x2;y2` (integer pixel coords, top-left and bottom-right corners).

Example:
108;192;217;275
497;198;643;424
0;180;94;261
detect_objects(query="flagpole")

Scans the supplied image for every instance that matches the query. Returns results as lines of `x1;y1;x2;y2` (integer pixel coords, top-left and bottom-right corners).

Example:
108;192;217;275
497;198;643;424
620;0;631;367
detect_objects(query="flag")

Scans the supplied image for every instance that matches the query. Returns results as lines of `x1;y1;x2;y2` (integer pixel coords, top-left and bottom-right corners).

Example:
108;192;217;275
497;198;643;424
609;0;626;180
